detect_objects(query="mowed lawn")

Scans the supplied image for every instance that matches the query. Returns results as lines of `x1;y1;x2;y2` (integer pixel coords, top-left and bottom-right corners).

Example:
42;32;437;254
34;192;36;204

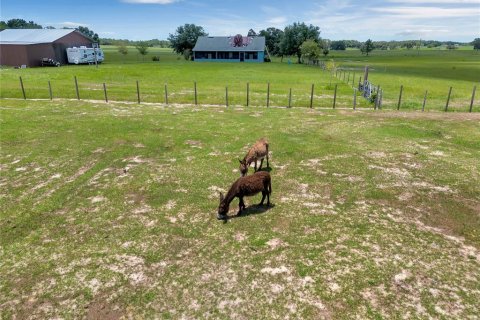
0;47;478;112
1;99;479;319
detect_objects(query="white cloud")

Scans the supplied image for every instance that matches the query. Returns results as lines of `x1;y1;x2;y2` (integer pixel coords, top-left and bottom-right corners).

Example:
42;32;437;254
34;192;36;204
371;6;479;18
388;0;480;3
58;21;89;28
122;0;179;3
267;16;287;25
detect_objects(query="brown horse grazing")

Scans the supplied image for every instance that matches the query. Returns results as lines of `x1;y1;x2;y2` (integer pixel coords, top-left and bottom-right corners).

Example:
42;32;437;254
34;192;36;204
239;138;269;177
217;171;271;220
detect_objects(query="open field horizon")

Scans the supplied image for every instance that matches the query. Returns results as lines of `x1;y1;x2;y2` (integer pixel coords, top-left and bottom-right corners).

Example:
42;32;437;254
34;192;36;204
1;47;479;112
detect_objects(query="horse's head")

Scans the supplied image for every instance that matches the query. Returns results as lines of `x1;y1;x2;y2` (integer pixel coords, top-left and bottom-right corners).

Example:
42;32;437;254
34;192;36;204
239;159;248;177
217;192;228;220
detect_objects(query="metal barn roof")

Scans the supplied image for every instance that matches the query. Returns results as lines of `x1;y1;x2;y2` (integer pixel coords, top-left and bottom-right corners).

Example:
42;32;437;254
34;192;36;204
0;29;86;45
193;36;265;52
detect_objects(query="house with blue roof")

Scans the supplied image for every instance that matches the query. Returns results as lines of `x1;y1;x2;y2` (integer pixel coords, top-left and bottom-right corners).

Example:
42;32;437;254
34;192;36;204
192;35;266;63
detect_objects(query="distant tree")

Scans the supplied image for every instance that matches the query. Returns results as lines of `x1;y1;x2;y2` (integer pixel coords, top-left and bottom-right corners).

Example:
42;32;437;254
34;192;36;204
321;40;330;57
473;38;480;50
135;41;149;61
300;40;321;64
247;29;257;37
258;27;284;56
280;22;321;63
117;43;128;62
45;26;56;29
1;19;42;29
330;40;346;50
76;26;99;42
403;41;415;50
360;39;374;56
168;24;207;60
446;43;457;50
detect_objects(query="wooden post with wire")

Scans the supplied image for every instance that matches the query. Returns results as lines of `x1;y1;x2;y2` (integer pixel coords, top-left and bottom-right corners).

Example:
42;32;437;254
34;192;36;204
445;87;452;112
333;84;337;109
136;80;140;104
397;85;403;110
310;84;314;108
288;88;292;108
74;76;80;100
103;83;108;103
48;81;53;100
469;86;476;113
267;82;270;107
422;90;428;112
164;84;168;105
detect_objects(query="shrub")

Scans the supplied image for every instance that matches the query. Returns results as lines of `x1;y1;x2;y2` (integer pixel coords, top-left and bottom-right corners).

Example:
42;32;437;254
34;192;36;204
152;56;160;61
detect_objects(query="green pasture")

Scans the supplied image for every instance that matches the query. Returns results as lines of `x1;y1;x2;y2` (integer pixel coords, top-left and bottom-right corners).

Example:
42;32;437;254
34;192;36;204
0;47;478;112
1;99;479;318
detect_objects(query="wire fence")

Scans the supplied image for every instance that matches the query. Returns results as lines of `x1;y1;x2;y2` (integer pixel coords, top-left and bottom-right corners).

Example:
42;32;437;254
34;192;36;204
7;74;479;112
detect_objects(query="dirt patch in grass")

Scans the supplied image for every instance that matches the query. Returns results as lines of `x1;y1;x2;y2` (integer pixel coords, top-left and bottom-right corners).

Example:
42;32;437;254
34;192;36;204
86;296;123;320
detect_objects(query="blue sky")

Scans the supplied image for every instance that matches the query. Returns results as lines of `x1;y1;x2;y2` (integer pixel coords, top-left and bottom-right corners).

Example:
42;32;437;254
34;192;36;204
1;0;479;41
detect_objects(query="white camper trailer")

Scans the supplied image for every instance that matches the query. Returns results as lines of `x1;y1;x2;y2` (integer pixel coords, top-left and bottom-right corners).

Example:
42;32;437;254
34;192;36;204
66;46;104;64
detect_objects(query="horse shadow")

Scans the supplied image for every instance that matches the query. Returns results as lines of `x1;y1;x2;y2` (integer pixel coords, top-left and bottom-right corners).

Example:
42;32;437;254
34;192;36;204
256;166;272;173
222;203;275;223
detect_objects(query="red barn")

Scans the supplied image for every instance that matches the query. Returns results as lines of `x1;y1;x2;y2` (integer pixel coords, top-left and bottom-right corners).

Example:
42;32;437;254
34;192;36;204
0;29;93;67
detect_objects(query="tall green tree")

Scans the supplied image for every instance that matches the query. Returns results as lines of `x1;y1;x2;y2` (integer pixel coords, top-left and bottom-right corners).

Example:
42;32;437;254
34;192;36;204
168;24;207;60
258;27;284;56
76;26;99;42
280;22;321;63
1;19;42;29
472;38;480;50
117;43;128;62
321;40;330;57
135;41;149;61
360;39;374;56
300;40;321;64
247;29;257;37
330;40;346;50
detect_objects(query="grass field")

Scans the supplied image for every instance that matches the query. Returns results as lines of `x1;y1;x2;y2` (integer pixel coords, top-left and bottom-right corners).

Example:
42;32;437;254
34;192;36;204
0;47;478;112
1;99;479;318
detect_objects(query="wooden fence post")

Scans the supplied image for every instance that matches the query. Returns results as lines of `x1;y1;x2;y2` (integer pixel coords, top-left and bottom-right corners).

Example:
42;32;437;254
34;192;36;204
164;84;168;105
379;89;383;109
48;81;53;100
310;84;314;108
226;86;228;107
445;86;452;112
288;88;292;108
353;88;357;110
74;76;80;100
247;82;249;107
136;80;140;104
353;72;356;86
397;85;403;110
103;83;108;103
347;72;350;84
19;76;26;99
422;90;428;112
375;85;381;110
469;86;476;113
267;82;270;107
333;84;337;109
194;81;198;105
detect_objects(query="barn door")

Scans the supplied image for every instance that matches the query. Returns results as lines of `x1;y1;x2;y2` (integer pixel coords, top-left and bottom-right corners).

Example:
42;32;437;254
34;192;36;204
240;52;244;62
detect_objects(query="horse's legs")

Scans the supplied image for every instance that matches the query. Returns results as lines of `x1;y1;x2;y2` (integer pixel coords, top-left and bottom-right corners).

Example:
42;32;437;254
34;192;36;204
238;197;245;215
259;158;264;170
259;192;266;206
